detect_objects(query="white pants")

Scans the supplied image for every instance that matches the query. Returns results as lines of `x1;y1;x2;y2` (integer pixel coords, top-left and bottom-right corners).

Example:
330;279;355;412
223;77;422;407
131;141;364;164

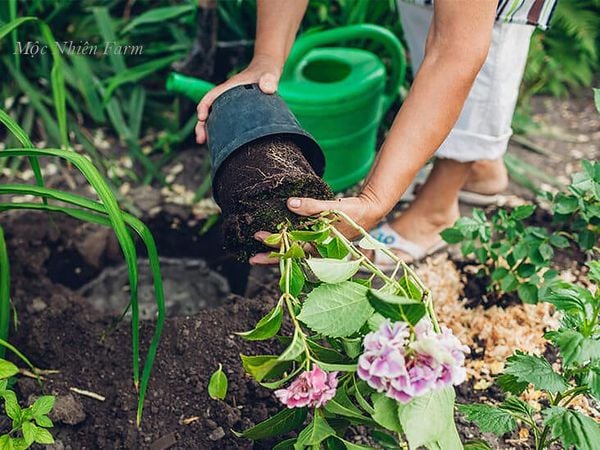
398;2;535;161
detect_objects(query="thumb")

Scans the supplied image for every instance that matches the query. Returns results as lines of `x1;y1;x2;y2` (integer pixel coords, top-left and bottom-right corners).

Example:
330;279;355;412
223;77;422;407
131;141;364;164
258;72;279;94
287;197;340;217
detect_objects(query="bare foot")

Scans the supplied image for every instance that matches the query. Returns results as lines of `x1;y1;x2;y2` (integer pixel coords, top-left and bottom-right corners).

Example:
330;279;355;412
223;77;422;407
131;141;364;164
462;159;508;195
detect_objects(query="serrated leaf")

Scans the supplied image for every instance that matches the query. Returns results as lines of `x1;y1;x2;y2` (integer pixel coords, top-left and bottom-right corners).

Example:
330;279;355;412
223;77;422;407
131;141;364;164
307;258;361;284
497;373;529;396
545;282;589;315
31;396;55;417
237;304;283;341
0;359;18;379
548;329;600;367
397;387;462;450
278;328;305;361
298;282;372;338
585;366;600;400
234;407;307;440
458;403;516;435
511;205;536;220
366;290;425;325
501;352;569;394
319;237;349;259
372;393;402;433
544;406;600;450
208;364;228;400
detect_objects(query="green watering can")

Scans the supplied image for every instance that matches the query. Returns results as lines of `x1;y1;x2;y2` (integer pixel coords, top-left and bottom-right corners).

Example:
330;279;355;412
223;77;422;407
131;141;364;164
167;24;406;191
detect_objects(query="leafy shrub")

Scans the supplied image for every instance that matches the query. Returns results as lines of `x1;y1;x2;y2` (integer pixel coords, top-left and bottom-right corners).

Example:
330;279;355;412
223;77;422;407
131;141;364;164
441;205;566;304
549;159;600;252
459;260;600;450
213;212;473;449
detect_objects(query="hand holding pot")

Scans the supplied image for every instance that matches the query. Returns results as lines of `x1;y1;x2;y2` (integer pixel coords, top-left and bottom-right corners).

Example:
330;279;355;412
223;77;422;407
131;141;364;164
195;55;282;144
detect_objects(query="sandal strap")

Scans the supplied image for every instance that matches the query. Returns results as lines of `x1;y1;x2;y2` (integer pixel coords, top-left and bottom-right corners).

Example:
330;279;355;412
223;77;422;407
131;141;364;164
370;224;426;260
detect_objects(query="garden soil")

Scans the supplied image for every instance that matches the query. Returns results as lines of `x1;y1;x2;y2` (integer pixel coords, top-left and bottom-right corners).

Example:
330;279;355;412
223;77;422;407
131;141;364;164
213;136;333;260
1;211;564;449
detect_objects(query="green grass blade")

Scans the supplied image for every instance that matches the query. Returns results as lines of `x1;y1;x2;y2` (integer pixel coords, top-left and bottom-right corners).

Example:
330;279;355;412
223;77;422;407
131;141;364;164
0;16;37;40
0;189;165;425
120;4;196;34
0;148;141;391
0;227;10;358
0;338;35;372
92;7;126;73
128;87;146;140
0;108;45;194
69;55;105;122
7;0;18;72
102;54;182;103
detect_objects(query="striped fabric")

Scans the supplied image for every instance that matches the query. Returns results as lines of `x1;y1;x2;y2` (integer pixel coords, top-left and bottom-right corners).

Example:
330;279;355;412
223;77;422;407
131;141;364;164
401;0;558;29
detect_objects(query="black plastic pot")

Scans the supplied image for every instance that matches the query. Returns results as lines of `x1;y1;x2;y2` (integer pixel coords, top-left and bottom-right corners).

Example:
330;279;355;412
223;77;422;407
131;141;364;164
206;84;325;189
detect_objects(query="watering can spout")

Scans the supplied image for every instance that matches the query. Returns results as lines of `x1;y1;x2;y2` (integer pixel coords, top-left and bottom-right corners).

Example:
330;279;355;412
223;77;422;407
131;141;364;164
166;72;215;102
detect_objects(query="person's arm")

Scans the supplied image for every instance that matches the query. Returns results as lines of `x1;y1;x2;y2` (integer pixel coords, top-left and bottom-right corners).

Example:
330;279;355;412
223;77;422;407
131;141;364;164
195;0;308;143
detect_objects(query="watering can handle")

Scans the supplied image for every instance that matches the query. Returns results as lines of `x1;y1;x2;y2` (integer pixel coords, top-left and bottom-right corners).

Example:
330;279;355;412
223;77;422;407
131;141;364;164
283;24;406;112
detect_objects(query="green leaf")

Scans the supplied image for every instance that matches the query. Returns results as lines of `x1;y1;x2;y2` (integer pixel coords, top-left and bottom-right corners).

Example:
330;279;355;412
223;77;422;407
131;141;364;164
397;387;462;450
366;290;425;325
458;403;516;435
298;282;372;338
491;267;509;281
316;362;357;372
440;227;464;244
372;393;402;433
30;396;54;417
585;366;600;400
549;234;570;248
324;386;370;422
22;421;35;446
240;355;288;382
511;204;536;220
544;406;600;450
120;4;196;34
34;415;53;428
306;258;361;284
234;407;307;440
545;282;589;315
500;352;569;394
236;304;283;341
2;390;20;421
323;237;350;259
33;426;54;445
264;233;282;246
208;364;228;400
517;283;538;304
278;328;305;361
547;329;600;367
0;359;18;379
500;273;518;292
594;88;600;114
288;260;305;297
296;413;336;446
538;242;554;261
272;438;297;450
284;243;305;259
516;264;536;278
587;261;600;284
496;373;529;396
290;229;330;243
335;437;375;449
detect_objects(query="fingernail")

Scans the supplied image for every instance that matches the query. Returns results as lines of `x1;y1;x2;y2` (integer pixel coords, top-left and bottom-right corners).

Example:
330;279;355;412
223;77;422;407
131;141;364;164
289;198;301;208
254;232;264;242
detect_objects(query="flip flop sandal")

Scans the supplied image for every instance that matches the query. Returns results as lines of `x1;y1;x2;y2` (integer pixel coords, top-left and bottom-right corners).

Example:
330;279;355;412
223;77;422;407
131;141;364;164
359;223;447;272
458;190;506;206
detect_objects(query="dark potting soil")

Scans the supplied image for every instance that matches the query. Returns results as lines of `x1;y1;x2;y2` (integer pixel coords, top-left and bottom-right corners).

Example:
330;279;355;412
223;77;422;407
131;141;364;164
213;136;333;260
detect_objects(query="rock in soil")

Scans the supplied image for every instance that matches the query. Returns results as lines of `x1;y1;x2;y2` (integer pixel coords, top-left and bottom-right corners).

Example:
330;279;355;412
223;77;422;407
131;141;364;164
50;394;87;425
213;135;333;259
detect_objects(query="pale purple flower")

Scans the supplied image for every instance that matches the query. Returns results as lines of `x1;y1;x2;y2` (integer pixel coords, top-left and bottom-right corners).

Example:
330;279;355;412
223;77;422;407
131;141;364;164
275;366;338;408
358;318;470;403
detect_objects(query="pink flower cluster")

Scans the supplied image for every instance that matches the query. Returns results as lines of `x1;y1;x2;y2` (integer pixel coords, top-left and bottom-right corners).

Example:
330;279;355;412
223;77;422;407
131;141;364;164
275;365;338;408
357;319;469;403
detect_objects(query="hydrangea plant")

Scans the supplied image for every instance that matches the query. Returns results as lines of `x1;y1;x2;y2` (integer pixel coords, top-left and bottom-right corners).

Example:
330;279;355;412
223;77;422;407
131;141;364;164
212;211;471;449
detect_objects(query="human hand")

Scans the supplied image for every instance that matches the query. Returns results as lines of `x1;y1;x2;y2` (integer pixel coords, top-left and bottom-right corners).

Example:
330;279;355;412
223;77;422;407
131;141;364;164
195;54;282;144
249;194;385;265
